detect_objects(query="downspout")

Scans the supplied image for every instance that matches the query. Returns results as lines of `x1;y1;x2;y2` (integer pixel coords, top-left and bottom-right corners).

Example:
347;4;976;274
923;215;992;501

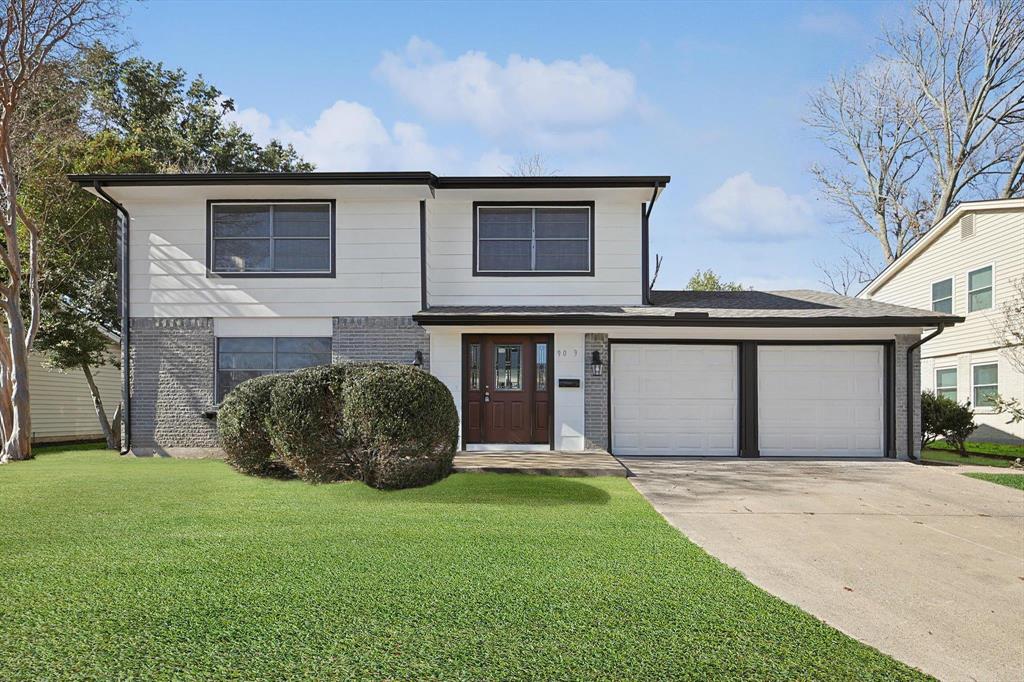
905;324;945;461
642;183;662;305
93;181;131;455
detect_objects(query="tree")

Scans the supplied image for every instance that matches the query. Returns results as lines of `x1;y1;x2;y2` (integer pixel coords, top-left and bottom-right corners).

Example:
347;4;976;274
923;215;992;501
503;153;557;177
686;269;744;292
0;0;119;463
921;391;978;454
17;47;313;454
811;0;1024;284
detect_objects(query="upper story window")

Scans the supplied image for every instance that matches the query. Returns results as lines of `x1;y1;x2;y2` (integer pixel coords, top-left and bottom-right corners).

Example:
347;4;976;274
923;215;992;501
208;201;334;277
931;278;953;314
967;265;993;312
474;203;594;276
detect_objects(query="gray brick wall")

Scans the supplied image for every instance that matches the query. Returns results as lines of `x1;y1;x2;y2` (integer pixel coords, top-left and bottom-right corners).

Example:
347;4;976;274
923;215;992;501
332;317;429;370
129;317;218;450
584;333;609;450
895;334;922;459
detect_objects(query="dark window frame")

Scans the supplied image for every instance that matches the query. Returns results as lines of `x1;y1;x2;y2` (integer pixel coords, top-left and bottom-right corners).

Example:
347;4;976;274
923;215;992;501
215;336;332;402
472;201;596;277
206;199;337;278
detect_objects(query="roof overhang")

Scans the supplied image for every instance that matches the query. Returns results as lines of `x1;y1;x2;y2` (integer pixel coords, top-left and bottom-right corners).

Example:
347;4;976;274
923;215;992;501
413;311;963;328
859;198;1024;297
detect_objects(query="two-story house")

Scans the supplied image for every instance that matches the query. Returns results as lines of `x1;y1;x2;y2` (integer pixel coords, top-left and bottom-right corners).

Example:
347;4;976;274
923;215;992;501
72;172;960;460
861;199;1023;443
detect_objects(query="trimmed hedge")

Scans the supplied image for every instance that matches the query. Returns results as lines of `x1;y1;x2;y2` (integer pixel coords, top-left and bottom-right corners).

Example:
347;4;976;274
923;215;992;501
217;373;293;478
344;363;459;490
268;365;359;483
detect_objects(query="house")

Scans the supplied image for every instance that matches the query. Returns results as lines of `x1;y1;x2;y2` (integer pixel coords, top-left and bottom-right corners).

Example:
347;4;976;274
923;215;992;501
70;172;961;459
29;350;120;444
860;199;1024;443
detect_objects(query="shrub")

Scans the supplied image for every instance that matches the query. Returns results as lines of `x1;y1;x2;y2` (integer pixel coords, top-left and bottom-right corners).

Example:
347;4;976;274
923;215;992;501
269;364;358;483
342;363;459;490
217;373;293;478
921;391;977;456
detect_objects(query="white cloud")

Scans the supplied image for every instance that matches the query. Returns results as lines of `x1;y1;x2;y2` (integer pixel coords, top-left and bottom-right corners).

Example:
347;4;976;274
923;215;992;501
798;10;861;37
697;172;816;241
375;37;638;148
226;100;456;171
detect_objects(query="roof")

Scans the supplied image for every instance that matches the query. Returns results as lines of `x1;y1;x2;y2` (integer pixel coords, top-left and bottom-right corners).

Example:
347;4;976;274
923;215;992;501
859;198;1024;297
69;172;671;190
413;289;963;328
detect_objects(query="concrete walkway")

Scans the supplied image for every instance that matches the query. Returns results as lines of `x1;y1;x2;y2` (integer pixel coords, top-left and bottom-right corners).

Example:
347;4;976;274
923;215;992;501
626;459;1024;682
453;450;627;477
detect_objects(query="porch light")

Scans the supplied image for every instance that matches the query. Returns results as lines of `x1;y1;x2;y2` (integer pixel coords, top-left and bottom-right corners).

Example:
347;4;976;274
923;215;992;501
591;350;603;376
412;350;423;368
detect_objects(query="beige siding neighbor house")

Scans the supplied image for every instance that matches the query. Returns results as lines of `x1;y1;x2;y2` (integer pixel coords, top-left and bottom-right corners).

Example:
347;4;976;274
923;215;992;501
861;199;1024;443
29;351;121;443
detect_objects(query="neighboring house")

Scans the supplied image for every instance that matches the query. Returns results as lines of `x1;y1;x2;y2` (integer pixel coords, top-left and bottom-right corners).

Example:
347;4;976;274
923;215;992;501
29;351;121;444
71;172;960;460
860;199;1024;444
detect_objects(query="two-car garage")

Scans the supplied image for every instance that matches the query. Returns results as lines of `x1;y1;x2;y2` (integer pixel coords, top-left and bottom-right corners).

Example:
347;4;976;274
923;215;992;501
610;342;887;458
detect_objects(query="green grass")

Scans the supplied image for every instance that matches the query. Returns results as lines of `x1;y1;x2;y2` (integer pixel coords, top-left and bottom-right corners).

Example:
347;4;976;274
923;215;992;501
927;440;1024;458
0;449;928;681
965;472;1024;490
921;448;1018;468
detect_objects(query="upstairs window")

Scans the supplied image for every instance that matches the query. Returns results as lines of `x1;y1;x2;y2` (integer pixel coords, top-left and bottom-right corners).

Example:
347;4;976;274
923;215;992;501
967;266;993;312
475;204;593;275
216;337;332;401
209;201;334;276
931;278;953;314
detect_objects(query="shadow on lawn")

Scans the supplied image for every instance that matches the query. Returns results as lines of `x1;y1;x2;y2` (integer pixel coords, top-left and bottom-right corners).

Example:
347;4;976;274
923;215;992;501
417;475;612;507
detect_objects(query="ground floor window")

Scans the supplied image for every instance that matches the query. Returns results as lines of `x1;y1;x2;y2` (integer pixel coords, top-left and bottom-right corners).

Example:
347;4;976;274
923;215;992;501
935;367;957;401
971;363;998;410
216;337;332;401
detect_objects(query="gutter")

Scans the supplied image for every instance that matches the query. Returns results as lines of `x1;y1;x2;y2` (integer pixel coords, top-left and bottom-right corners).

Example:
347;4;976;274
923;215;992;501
905;324;945;461
92;181;132;455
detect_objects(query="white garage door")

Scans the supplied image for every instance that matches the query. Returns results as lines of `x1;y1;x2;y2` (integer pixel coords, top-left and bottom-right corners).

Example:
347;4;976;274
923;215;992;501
758;345;884;457
611;344;738;456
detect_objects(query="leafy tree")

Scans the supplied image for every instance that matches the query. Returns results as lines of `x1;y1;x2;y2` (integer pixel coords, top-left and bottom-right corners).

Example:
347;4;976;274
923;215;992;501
18;46;313;453
686;269;745;292
921;391;978;455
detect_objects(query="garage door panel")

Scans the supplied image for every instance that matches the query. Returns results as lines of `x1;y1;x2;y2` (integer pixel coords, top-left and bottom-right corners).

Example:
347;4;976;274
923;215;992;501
612;344;738;457
758;345;884;458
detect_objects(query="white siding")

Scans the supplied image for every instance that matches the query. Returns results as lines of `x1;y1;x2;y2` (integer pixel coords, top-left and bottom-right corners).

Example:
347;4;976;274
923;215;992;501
126;192;422;318
870;206;1023;441
29;353;121;442
427;197;642;306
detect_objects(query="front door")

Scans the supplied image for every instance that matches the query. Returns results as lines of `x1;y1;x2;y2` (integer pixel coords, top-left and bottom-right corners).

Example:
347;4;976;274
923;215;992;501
464;334;552;445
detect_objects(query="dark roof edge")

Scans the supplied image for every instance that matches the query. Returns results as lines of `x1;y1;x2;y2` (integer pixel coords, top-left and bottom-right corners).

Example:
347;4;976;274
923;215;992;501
69;172;671;189
412;313;963;328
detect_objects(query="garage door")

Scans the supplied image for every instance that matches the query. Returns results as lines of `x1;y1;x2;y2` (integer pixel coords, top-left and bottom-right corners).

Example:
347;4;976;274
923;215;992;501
758;345;884;457
611;344;738;456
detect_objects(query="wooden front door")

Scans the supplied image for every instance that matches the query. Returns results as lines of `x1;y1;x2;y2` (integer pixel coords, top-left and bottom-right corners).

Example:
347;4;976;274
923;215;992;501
464;334;552;445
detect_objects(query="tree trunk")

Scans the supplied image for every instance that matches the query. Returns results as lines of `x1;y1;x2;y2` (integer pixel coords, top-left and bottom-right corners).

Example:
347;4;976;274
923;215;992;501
1;306;33;462
110;402;122;451
82;363;117;450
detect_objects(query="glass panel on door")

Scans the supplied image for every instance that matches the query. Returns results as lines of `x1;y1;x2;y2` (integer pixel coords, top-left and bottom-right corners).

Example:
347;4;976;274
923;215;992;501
536;342;548;391
494;344;522;390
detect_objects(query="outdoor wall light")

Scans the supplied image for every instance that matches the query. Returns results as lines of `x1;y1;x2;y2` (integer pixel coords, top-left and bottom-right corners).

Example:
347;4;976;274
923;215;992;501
412;350;423;368
591;350;603;376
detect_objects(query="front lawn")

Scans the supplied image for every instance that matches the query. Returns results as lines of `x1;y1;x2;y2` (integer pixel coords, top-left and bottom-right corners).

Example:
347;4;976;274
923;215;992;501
927;440;1023;458
965;472;1024;491
0;449;926;680
921;448;1018;468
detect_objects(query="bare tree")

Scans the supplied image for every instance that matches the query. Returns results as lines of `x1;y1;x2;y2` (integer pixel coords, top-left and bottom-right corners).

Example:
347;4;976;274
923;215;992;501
886;0;1024;219
990;276;1024;422
0;0;118;462
649;254;663;290
807;61;929;269
503;153;558;177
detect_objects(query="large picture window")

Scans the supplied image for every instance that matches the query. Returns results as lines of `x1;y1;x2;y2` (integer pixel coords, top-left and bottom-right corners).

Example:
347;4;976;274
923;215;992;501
216;336;332;401
474;204;593;275
209;201;334;276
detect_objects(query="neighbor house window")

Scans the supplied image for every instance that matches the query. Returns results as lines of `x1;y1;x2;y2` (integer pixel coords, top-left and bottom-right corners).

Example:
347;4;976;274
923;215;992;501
216;337;331;401
935;368;957;401
967;266;993;312
475;205;593;275
209;202;333;275
931;278;953;314
972;363;998;409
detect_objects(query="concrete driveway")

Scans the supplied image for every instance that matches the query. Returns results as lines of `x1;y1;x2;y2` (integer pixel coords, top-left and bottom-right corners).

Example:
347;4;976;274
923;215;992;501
624;459;1024;682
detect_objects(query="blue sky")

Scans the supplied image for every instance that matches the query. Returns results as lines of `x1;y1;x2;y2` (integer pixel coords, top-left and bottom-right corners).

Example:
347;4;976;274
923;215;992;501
125;0;906;291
